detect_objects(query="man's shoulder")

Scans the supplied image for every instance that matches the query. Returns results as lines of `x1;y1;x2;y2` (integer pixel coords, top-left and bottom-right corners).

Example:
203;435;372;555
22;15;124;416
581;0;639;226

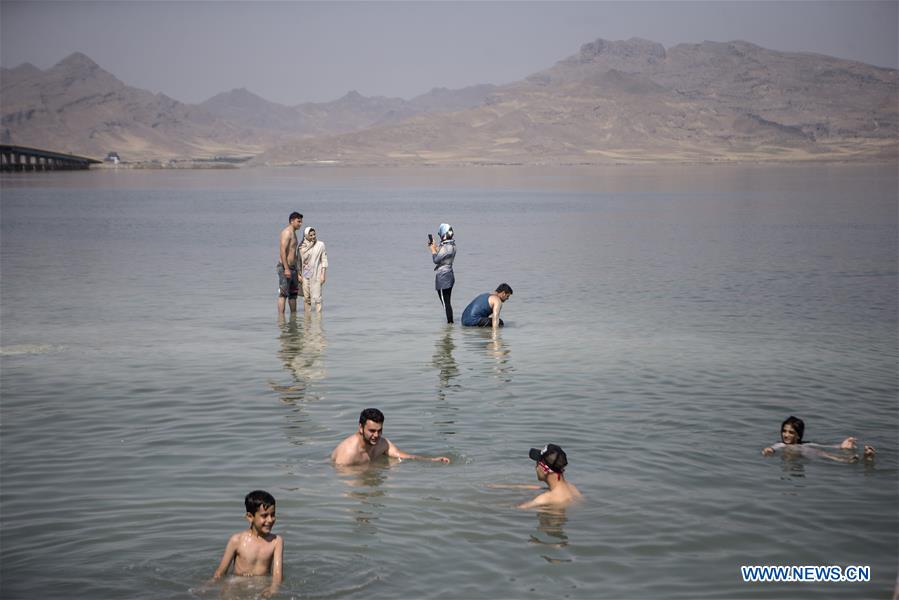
332;433;363;457
332;434;355;451
340;432;360;445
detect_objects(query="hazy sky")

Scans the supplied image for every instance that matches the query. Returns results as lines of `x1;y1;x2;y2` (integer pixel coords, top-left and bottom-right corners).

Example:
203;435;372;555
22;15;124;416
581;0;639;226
2;1;896;105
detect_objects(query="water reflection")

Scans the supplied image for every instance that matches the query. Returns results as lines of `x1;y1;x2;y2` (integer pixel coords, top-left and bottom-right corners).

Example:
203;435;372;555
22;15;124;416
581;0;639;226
485;328;513;382
528;508;569;548
775;454;808;480
273;313;327;403
431;325;460;402
463;328;514;382
334;464;389;537
529;508;573;564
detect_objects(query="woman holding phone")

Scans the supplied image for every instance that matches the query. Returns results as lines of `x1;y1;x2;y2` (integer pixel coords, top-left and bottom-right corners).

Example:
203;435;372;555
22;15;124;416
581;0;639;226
429;223;456;323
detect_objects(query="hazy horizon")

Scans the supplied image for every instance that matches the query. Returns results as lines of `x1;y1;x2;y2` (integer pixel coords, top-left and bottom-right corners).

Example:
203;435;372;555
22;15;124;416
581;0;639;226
2;1;897;106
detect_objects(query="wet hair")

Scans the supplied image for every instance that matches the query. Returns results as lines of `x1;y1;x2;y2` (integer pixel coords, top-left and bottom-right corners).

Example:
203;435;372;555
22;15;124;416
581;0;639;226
289;212;303;222
495;283;513;295
245;490;276;515
359;408;385;426
781;415;805;443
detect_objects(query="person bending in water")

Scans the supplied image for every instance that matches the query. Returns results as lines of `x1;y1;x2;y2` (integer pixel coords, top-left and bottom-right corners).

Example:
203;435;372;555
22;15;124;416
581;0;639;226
213;490;284;598
461;283;512;328
429;223;456;323
762;415;876;462
331;408;451;466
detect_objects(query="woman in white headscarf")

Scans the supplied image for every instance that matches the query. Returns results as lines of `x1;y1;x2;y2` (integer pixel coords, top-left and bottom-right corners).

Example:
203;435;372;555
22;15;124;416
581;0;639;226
299;226;328;312
429;223;456;323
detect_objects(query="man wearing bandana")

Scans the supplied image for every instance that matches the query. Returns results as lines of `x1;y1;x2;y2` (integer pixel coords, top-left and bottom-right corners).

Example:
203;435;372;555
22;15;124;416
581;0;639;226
518;444;583;509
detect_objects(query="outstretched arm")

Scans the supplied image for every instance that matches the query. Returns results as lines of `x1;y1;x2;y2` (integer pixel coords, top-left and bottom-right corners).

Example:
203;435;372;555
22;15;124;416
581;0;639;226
761;442;785;456
818;450;859;463
386;439;450;463
486;483;542;490
838;437;876;459
212;535;238;579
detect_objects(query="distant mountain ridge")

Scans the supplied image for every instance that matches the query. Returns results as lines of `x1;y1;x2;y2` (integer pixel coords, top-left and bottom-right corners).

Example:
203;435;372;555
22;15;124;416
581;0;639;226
198;84;497;137
0;52;262;159
252;37;896;165
2;38;896;164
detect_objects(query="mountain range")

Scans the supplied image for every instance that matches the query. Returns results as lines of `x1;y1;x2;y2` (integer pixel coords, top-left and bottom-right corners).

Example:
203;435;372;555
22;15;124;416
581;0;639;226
1;38;896;165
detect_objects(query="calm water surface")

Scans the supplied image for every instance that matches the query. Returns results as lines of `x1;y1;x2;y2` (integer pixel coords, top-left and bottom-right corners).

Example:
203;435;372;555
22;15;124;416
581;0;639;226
1;165;896;599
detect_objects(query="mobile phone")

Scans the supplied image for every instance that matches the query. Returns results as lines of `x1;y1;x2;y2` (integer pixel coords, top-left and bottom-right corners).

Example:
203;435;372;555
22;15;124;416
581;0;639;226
428;234;434;245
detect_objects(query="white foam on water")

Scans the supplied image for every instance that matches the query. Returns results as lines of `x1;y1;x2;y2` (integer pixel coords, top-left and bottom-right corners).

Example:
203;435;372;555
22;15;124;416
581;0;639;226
0;344;64;356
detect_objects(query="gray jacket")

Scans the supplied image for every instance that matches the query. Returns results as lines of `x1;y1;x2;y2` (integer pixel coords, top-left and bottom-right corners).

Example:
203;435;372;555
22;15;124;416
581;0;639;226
432;240;456;290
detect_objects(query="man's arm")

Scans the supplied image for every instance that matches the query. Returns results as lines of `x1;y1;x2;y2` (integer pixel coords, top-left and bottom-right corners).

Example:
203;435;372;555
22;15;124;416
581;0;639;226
385;439;450;463
486;483;542;490
212;534;239;578
517;492;550;510
262;536;284;598
490;296;503;329
279;229;292;274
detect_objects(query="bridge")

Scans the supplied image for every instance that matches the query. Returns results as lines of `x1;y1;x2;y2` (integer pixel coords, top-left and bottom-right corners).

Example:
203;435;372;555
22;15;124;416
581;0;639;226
0;144;102;172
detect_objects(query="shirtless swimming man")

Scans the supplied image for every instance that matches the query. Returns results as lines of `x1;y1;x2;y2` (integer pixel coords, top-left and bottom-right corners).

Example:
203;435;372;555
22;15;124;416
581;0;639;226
492;444;583;509
331;408;451;466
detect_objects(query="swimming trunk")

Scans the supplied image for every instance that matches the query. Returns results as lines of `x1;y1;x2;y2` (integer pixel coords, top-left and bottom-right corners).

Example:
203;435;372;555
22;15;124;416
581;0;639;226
277;263;299;299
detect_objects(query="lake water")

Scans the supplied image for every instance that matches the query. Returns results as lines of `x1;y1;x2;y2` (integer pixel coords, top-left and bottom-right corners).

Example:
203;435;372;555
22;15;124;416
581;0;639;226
1;164;896;599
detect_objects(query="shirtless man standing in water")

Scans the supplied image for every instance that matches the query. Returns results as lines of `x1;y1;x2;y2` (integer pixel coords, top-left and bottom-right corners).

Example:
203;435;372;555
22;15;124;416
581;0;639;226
331;408;451;466
277;212;303;315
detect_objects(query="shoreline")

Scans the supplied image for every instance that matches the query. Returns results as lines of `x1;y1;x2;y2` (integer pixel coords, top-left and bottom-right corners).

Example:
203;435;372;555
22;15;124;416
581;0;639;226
87;156;898;170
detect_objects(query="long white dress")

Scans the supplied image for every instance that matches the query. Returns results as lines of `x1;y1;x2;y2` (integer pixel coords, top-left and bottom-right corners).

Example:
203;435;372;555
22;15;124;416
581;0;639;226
299;239;328;305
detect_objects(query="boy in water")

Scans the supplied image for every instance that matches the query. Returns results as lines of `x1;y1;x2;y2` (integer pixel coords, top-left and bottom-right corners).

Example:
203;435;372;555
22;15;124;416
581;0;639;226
213;490;284;598
762;415;876;462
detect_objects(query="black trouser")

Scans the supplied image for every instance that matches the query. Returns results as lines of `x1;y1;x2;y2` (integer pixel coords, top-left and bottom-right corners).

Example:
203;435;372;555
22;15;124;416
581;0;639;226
437;287;453;323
